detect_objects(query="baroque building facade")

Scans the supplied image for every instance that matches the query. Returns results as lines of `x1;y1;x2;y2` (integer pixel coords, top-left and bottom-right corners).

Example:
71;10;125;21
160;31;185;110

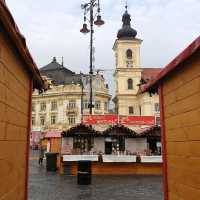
31;57;110;132
113;7;161;125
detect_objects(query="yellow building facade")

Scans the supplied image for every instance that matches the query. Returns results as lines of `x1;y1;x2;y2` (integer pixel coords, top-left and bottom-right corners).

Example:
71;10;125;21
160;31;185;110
32;58;110;132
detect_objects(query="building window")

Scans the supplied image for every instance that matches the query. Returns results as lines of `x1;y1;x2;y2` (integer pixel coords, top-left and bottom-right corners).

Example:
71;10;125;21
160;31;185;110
68;100;76;109
139;105;142;116
129;106;134;114
40;116;45;126
51;115;57;125
68;115;76;125
115;53;118;66
51;101;57;111
32;117;35;126
156;117;160;126
95;101;101;110
154;103;160;112
40;102;46;111
83;100;89;109
126;49;132;59
32;103;35;112
104;102;108;111
128;79;133;89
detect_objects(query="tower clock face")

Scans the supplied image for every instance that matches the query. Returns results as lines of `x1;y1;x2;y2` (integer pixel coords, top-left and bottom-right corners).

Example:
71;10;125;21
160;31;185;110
126;60;133;68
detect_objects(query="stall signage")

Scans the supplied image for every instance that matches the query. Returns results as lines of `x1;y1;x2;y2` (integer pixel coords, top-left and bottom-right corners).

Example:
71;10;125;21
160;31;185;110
83;115;118;125
121;116;155;126
83;115;155;126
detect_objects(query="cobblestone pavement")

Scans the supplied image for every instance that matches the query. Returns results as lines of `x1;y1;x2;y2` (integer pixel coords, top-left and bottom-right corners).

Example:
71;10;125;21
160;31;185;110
29;152;163;200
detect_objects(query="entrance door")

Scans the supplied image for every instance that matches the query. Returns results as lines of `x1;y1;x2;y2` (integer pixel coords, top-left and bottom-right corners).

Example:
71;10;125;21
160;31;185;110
105;142;112;154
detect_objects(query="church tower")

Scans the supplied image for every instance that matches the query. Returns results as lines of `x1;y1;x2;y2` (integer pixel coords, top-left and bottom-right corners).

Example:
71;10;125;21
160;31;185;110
113;6;142;116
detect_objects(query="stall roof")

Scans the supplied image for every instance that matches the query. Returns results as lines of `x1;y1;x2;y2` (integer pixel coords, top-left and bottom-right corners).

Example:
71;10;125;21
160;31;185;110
62;124;101;137
0;0;46;90
62;124;161;138
143;35;200;92
102;124;137;137
103;125;160;138
136;126;161;137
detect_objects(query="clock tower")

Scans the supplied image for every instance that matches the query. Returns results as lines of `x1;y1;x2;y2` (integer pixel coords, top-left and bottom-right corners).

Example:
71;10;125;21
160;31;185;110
113;6;143;116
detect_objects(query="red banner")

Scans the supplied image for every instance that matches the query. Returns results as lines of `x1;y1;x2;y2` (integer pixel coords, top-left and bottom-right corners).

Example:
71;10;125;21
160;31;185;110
83;115;155;126
121;116;155;126
83;115;118;125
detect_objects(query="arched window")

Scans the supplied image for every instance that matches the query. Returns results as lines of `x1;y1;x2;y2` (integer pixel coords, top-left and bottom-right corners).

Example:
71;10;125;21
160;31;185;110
128;79;133;89
126;49;132;59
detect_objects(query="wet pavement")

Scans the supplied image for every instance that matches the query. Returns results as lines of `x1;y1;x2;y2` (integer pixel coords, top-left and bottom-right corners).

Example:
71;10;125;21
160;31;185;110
29;151;163;200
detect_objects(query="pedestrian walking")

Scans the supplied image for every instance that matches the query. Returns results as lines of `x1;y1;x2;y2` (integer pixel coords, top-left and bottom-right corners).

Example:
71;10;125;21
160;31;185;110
38;146;45;165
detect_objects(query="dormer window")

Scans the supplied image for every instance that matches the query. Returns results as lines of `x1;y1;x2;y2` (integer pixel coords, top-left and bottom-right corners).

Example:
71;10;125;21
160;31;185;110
126;49;132;59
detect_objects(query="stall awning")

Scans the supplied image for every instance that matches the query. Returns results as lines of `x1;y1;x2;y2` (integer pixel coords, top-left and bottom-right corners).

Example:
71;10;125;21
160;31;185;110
45;131;61;138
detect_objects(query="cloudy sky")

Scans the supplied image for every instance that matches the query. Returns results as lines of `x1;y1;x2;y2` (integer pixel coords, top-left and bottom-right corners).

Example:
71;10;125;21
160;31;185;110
5;0;200;94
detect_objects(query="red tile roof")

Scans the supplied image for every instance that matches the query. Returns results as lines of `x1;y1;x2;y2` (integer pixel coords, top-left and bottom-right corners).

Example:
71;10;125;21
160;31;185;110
143;35;200;92
141;68;162;82
137;68;162;94
0;0;46;90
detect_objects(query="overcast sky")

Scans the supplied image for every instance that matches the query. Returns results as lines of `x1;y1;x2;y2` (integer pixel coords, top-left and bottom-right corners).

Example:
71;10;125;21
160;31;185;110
5;0;200;94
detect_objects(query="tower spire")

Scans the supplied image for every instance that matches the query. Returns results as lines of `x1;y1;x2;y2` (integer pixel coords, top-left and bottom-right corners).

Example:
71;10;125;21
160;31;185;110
117;3;137;39
125;0;128;12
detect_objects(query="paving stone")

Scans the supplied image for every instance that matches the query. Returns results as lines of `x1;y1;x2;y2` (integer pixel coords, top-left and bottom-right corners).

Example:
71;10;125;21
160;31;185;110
28;151;163;200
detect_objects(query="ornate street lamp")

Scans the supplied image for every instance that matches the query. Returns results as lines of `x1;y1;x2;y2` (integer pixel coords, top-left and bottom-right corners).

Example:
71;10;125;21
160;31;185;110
80;0;105;115
80;23;90;34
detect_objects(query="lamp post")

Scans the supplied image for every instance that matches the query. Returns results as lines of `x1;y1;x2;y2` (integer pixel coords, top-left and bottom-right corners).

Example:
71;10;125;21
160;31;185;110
80;0;105;115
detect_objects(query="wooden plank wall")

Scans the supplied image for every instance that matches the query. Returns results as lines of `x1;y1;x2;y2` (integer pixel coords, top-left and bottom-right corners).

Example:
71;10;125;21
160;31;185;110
163;50;200;199
50;138;61;153
0;29;31;200
64;162;162;176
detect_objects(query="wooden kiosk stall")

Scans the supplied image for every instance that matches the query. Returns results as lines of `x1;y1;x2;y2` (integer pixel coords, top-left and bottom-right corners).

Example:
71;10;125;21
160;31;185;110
44;131;62;171
144;36;200;200
60;124;162;175
44;131;62;153
0;1;46;199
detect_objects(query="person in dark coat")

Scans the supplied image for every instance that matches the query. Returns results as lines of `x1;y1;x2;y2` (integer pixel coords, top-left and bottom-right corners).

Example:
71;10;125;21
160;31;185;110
38;146;45;165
